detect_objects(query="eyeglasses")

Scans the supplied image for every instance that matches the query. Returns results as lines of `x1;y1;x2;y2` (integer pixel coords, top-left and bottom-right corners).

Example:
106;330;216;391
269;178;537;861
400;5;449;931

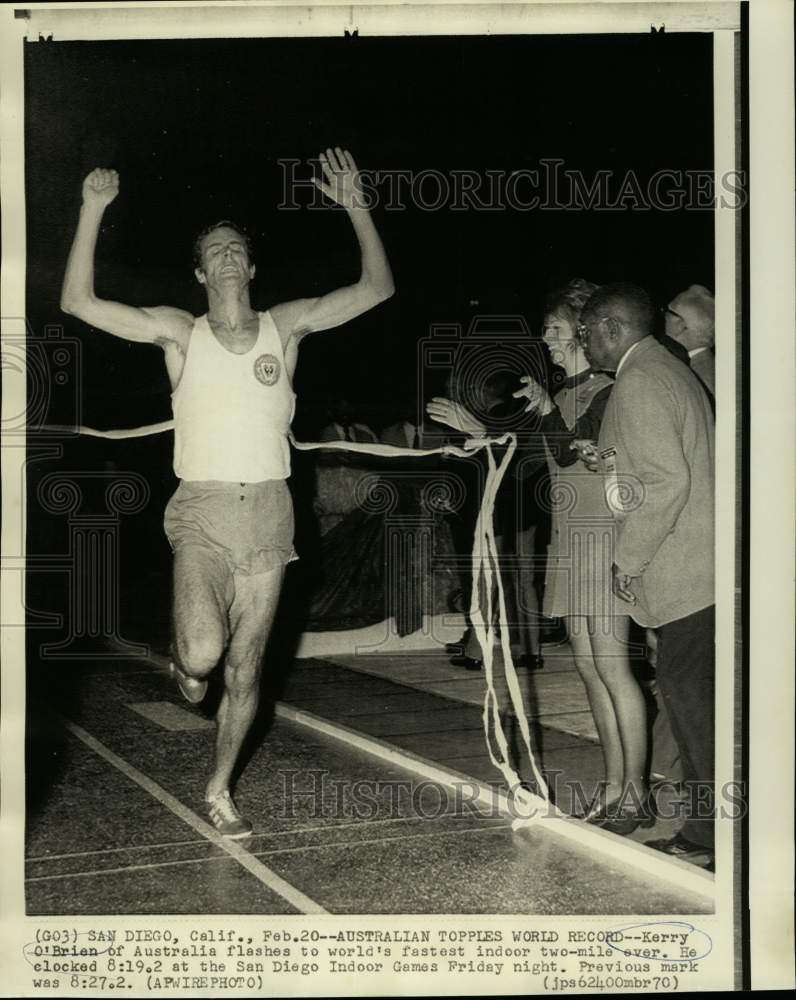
576;316;609;343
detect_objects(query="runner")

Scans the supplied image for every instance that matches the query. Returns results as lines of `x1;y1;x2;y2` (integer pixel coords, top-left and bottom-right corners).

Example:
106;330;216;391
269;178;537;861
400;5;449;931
60;148;394;837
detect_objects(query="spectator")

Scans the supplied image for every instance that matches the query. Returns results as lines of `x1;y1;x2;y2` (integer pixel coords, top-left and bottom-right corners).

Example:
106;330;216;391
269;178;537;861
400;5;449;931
663;284;715;403
319;397;379;444
381;400;439;450
649;285;715;780
314;399;378;535
581;282;715;868
516;278;647;828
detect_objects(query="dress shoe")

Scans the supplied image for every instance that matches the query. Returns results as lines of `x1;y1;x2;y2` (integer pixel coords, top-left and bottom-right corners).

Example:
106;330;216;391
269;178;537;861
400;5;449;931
584;799;623;825
450;654;483;671
644;832;715;870
586;791;655;835
445;626;472;656
515;653;544;671
599;804;656;836
540;618;567;646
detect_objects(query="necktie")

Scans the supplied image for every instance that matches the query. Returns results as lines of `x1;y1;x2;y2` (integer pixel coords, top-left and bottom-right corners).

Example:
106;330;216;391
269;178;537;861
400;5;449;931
412;425;420;449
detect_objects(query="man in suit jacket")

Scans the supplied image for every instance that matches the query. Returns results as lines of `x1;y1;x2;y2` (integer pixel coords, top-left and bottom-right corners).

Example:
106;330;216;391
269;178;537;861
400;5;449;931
380;407;443;451
580;283;715;868
319;398;379;445
664;284;715;404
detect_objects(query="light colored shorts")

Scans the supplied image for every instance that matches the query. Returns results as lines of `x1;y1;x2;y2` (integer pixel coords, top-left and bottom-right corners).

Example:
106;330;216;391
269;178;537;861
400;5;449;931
164;479;296;576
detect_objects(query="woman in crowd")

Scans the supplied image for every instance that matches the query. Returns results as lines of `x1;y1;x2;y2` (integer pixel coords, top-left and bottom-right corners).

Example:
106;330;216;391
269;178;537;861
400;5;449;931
515;278;649;831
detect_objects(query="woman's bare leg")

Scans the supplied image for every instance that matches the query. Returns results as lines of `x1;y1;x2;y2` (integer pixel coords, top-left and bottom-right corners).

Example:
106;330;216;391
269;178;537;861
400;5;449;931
566;615;624;809
588;614;647;802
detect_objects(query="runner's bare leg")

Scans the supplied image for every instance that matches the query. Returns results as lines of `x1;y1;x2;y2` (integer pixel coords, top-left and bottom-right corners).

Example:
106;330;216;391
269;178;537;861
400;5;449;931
206;564;285;800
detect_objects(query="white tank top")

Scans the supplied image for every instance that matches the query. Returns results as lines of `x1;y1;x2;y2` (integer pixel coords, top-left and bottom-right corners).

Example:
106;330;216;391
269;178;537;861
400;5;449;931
172;311;295;482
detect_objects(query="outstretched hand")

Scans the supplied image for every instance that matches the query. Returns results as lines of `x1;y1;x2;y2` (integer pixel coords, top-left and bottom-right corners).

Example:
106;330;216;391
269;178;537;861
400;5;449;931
426;397;485;436
513;375;553;415
313;147;362;209
82;168;119;209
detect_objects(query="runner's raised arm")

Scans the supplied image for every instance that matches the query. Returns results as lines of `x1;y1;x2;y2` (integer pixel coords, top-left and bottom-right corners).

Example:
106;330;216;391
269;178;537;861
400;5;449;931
60;168;191;348
270;148;395;343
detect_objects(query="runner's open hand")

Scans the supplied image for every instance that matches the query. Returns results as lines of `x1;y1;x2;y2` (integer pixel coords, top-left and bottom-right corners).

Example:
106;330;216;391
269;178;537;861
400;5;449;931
313;148;362;209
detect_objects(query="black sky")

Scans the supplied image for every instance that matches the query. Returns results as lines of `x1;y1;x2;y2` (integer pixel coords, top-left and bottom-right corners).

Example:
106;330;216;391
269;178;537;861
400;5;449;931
25;32;714;430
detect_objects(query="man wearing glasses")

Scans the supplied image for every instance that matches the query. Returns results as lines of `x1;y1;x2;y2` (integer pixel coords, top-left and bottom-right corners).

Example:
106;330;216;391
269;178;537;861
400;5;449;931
663;284;716;405
578;283;716;869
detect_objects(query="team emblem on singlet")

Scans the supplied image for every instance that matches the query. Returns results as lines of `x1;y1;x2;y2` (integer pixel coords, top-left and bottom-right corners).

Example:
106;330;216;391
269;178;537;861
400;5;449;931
253;353;280;386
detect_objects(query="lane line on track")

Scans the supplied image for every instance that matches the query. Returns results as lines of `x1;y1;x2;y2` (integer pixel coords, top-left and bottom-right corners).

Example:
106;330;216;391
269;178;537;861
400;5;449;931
26;808;486;864
27;822;512;883
52;711;328;915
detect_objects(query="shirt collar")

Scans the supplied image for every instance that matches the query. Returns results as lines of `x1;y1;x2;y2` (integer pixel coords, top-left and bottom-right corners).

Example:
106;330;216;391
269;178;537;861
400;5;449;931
564;367;597;389
616;339;643;376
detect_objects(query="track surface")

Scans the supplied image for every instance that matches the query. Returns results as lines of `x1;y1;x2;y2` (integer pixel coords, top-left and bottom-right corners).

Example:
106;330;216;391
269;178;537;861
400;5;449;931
26;657;710;915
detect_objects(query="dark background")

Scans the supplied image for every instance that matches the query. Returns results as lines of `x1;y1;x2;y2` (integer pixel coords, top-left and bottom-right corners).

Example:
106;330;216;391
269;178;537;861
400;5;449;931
26;32;714;431
24;31;714;603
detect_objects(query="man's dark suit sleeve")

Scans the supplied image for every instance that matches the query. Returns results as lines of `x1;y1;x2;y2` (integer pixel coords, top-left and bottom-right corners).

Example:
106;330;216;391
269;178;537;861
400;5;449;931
541;384;613;467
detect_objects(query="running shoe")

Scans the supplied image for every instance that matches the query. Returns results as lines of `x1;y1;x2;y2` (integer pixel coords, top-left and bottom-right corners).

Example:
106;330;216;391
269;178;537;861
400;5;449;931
206;790;253;839
168;661;208;705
